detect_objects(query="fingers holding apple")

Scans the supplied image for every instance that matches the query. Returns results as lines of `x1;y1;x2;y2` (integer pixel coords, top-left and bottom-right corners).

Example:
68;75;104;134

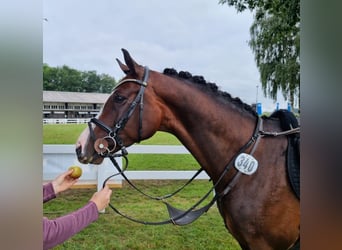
68;166;83;179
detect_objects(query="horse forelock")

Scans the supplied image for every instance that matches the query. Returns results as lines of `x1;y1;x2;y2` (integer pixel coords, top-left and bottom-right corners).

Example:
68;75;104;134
163;68;257;117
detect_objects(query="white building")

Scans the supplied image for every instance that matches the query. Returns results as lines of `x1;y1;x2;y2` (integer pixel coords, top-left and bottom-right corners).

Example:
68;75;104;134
43;91;110;119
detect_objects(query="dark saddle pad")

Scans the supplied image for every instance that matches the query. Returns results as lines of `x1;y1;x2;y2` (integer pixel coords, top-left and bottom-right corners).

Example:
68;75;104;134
270;110;300;199
287;136;300;199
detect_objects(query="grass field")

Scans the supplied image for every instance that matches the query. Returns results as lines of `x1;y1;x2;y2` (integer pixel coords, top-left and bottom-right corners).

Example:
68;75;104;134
43;124;240;249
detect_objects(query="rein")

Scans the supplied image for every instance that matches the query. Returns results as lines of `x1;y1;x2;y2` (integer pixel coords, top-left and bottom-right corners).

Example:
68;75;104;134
260;127;300;137
88;67;300;226
105;154;204;201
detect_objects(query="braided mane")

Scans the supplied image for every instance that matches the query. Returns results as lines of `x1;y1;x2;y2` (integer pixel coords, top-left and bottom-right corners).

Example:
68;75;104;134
163;68;257;116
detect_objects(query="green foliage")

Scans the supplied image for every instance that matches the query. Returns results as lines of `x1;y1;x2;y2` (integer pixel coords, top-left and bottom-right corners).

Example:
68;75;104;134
219;0;258;12
43;64;117;93
219;0;300;106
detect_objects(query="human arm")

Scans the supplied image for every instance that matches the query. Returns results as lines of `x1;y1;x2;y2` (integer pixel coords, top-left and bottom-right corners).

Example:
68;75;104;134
43;201;98;250
43;183;56;203
51;169;78;195
89;185;112;211
43;169;78;203
43;185;112;249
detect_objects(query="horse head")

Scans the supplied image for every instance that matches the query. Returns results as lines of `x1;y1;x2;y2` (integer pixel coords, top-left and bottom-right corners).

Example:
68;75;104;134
76;49;162;164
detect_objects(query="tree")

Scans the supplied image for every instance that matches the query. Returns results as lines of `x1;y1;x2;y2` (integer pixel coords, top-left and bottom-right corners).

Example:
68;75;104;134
219;0;300;106
43;64;117;93
59;65;83;92
43;63;62;91
81;70;101;92
98;74;117;93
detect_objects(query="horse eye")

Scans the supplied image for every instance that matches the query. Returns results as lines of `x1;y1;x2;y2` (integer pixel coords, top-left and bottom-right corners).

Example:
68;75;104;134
113;94;126;103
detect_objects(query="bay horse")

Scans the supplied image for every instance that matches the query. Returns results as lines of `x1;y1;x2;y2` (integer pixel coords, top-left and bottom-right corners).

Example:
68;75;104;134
76;49;300;250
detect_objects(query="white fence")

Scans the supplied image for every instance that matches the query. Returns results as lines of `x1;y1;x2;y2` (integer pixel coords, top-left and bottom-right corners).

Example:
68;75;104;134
43;145;209;191
43;118;90;124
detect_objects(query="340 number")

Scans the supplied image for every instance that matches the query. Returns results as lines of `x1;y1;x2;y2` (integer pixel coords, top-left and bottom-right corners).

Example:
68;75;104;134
234;153;258;175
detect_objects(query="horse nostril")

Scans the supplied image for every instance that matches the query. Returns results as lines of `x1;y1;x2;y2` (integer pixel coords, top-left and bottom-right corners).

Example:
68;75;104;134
75;145;82;157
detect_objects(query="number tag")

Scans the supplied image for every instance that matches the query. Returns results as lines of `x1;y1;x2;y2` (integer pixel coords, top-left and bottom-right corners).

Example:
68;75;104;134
234;153;258;175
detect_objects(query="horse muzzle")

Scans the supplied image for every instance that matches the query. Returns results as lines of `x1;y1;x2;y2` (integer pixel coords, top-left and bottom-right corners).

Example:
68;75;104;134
75;142;103;164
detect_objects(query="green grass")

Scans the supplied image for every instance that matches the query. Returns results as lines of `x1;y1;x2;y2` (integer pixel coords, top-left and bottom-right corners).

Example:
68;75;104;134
127;154;199;170
43;124;180;145
43;124;88;144
43;124;240;249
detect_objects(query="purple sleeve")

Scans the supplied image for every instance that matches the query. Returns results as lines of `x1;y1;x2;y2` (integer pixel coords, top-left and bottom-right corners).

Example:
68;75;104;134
43;183;56;203
43;201;98;250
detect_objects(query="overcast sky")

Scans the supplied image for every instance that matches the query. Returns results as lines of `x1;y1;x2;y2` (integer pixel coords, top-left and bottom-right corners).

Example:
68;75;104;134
43;0;289;112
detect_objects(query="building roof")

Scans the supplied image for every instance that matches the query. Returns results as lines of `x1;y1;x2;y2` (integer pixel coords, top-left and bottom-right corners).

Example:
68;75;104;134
43;91;110;104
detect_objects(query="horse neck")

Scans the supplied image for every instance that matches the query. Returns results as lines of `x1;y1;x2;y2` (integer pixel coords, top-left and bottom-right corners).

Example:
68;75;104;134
153;74;258;180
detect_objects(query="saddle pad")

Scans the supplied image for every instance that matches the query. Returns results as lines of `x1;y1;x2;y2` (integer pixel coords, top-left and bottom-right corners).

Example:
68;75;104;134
287;136;300;199
269;109;300;199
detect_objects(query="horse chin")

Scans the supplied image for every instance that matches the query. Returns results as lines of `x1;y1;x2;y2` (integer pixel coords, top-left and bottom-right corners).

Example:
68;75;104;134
91;157;104;165
78;154;104;165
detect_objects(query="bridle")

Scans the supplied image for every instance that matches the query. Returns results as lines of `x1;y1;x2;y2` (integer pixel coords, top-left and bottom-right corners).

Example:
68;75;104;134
88;66;149;157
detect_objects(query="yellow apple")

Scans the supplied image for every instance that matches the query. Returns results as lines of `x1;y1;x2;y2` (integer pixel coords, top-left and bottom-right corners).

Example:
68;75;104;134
68;166;82;179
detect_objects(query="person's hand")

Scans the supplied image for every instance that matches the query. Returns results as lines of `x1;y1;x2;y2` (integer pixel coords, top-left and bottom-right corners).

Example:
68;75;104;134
52;169;78;195
90;185;112;211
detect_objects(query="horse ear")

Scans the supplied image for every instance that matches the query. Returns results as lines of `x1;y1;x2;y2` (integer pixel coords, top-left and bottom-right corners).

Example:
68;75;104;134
116;58;130;74
121;48;138;76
